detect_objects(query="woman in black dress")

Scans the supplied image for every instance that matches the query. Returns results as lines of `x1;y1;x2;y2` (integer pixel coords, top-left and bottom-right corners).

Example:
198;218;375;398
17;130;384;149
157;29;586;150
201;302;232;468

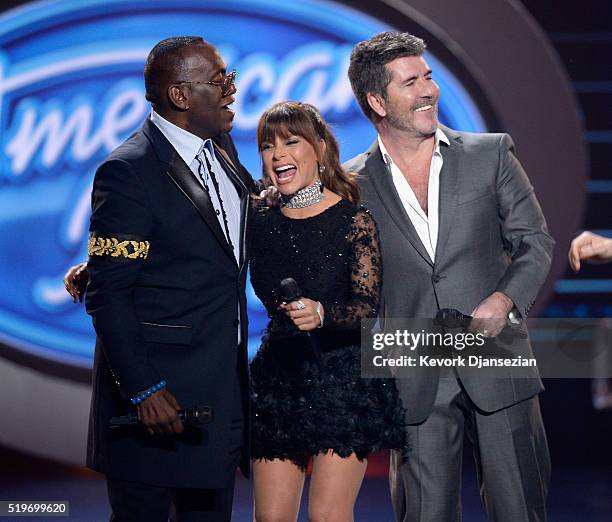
249;101;405;521
63;101;406;521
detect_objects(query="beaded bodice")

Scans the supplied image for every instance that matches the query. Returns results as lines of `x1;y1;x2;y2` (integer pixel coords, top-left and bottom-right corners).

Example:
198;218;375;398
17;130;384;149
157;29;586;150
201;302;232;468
249;199;381;332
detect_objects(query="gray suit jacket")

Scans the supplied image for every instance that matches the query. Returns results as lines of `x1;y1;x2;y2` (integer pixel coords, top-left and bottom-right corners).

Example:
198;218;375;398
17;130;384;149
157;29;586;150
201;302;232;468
343;125;554;423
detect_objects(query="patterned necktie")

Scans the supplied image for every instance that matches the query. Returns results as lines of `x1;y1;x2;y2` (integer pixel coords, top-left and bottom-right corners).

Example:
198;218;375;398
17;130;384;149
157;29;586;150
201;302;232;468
196;149;235;254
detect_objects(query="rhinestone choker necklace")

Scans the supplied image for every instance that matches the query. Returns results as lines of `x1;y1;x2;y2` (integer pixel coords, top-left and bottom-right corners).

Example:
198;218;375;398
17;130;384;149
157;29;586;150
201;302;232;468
281;180;325;209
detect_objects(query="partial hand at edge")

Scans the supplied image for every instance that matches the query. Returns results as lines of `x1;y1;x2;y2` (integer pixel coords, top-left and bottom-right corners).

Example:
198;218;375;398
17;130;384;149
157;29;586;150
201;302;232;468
63;262;89;303
568;231;612;272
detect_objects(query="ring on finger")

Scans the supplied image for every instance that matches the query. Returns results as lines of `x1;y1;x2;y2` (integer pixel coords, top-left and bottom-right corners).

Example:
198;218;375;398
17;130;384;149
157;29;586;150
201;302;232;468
296;300;306;310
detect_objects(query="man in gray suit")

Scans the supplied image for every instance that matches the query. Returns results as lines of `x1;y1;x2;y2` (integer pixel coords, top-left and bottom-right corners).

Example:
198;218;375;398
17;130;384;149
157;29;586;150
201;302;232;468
345;32;553;521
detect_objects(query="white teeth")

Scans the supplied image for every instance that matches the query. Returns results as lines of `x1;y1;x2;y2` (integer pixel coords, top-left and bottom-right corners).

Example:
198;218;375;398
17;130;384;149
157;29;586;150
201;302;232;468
414;104;433;112
275;165;296;173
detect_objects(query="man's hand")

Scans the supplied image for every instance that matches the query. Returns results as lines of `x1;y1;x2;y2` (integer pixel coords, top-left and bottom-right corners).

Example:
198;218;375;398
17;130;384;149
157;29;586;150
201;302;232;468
258;185;280;206
568;231;612;273
280;298;324;331
136;389;184;436
470;291;514;337
63;262;89;303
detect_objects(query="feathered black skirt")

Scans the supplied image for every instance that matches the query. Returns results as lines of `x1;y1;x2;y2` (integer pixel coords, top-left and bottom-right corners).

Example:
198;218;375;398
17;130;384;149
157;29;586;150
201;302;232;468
250;331;407;470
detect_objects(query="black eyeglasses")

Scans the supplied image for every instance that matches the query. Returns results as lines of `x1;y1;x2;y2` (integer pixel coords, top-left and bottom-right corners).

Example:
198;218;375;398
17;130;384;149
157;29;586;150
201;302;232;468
176;70;236;96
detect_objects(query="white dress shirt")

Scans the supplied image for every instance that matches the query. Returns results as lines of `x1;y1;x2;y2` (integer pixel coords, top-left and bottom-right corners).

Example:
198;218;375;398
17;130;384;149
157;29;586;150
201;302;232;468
150;111;243;341
378;128;449;263
150;111;241;263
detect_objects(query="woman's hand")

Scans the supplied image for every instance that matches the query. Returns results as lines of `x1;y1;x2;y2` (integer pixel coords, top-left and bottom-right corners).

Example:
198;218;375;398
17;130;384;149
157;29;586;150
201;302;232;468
63;262;89;303
280;298;324;331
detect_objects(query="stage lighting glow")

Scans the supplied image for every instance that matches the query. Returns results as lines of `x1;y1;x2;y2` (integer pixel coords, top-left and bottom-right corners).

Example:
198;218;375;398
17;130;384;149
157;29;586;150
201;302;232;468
0;0;487;369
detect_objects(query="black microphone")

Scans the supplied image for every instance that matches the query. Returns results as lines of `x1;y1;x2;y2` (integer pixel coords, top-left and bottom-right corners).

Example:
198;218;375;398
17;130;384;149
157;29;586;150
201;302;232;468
280;277;322;363
434;308;527;342
109;404;213;428
434;308;472;328
280;277;301;303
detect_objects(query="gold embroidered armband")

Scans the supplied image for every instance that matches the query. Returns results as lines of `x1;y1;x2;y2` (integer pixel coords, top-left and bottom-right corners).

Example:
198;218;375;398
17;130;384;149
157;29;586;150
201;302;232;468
88;235;150;260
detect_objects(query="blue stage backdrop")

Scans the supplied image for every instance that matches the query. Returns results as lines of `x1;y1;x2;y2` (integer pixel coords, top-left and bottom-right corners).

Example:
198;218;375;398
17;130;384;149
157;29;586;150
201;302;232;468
0;0;489;368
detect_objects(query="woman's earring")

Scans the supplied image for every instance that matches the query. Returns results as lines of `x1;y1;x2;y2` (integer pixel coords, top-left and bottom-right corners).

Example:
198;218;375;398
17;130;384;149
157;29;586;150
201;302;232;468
318;164;325;173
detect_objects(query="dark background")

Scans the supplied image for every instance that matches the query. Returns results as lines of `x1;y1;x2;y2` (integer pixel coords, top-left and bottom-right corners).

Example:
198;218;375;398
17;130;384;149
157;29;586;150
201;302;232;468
522;0;612;468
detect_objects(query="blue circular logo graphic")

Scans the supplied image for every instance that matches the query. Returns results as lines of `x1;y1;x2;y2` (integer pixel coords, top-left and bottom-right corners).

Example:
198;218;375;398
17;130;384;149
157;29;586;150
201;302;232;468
0;0;486;368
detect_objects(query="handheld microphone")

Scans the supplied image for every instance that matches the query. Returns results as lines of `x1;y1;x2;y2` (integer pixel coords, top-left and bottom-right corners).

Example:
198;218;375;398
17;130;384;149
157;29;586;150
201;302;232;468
280;277;322;363
434;308;472;328
109;404;213;429
280;277;301;302
434;308;527;341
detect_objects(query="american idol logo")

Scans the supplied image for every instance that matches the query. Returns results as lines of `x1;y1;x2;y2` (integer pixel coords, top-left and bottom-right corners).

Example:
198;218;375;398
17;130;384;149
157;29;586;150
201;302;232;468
0;0;486;369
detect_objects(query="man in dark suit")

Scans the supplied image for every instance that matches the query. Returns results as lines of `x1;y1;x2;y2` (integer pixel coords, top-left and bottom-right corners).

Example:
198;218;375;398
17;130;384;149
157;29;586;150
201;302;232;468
345;32;553;521
85;36;253;521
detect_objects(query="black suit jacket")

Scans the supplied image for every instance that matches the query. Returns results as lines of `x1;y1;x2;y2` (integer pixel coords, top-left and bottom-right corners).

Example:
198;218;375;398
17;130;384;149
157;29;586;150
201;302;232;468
85;118;254;488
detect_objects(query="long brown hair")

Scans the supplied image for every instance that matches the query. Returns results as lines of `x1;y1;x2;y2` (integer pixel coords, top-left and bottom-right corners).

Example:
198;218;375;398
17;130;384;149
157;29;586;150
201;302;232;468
256;101;360;204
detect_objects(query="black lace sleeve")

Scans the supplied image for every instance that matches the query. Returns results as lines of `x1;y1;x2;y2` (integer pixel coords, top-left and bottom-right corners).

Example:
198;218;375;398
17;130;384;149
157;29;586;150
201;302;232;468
322;208;382;329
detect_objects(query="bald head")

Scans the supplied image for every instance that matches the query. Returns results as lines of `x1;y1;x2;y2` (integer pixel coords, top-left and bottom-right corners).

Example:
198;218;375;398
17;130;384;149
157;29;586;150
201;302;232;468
143;36;213;110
